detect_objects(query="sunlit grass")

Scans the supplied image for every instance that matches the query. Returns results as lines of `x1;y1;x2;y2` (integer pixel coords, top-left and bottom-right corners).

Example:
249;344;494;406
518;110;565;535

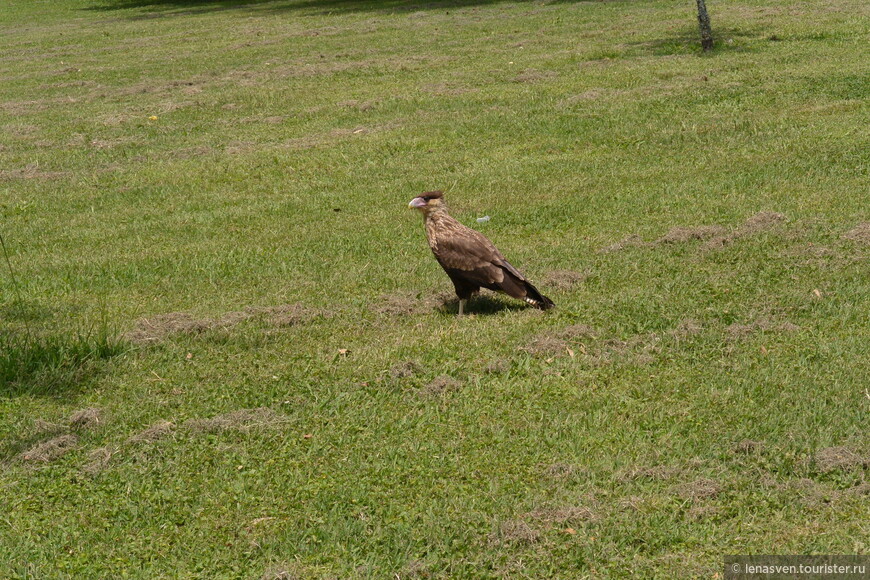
1;0;868;577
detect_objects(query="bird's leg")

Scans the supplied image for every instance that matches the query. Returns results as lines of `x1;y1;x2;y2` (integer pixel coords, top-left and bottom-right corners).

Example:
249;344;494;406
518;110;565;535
458;299;467;316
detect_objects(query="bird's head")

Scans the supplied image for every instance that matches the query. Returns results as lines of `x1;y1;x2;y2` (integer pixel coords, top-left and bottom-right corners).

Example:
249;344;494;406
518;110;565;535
408;190;445;214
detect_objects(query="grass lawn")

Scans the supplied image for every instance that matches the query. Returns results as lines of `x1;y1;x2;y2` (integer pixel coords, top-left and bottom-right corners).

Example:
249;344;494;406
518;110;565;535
1;0;868;577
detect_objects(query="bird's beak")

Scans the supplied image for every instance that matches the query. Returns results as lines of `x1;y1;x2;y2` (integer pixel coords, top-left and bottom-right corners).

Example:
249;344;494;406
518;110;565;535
408;197;426;209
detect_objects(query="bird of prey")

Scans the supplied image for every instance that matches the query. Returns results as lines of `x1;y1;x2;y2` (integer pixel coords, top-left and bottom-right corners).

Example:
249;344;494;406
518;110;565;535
408;191;554;315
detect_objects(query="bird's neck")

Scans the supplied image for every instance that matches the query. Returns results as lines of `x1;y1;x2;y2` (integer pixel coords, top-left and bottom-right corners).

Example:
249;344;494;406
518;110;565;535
424;205;451;224
423;206;453;249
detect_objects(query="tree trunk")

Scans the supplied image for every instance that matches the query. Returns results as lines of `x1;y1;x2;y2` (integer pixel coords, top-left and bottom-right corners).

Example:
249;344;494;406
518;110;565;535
696;0;714;51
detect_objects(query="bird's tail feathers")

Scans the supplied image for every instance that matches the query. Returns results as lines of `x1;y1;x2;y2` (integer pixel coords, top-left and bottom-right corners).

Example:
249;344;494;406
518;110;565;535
522;281;555;310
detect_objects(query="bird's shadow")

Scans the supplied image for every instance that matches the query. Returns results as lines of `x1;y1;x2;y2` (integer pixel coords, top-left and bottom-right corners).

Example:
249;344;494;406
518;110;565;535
435;294;527;316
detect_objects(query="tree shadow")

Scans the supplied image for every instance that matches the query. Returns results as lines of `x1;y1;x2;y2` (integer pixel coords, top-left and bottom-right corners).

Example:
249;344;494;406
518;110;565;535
87;0;526;15
622;25;764;56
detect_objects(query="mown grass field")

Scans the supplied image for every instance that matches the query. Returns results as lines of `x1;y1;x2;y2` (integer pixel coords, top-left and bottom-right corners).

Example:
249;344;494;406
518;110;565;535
1;0;868;577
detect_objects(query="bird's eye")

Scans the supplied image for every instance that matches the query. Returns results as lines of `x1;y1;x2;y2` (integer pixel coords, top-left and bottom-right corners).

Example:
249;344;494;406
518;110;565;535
422;197;431;201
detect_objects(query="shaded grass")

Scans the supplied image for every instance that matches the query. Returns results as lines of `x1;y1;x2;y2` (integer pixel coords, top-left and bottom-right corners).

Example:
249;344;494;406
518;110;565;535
0;327;128;397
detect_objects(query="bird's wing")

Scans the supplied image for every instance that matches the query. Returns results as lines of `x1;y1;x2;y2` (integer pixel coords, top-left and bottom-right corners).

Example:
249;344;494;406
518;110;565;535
433;221;526;285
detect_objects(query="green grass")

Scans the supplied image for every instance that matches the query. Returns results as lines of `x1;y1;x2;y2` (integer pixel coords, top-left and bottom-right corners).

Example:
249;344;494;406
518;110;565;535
1;0;868;577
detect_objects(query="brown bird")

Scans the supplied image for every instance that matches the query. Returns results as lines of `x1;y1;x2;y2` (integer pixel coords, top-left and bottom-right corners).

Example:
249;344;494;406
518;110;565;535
409;190;554;315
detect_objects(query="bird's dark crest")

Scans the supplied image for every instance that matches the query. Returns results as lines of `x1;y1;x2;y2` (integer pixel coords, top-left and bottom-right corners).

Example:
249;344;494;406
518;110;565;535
422;190;444;199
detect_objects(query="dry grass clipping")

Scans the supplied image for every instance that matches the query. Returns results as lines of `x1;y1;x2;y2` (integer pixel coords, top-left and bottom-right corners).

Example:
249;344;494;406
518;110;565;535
69;407;102;430
19;434;78;463
419;376;462;397
128;420;175;443
814;446;868;472
125;304;317;343
842;222;870;244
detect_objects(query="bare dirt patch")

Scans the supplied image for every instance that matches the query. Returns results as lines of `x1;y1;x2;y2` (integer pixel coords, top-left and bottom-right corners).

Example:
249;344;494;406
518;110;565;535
814;446;868;472
184;408;287;434
69;407;102;430
19;434;78;463
842;222;870;245
125;303;318;343
128;420;175;444
542;270;588;291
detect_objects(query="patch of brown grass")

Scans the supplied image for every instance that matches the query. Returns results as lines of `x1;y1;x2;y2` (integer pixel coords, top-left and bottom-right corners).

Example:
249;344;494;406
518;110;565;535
656;225;728;244
184;408;287;434
725;317;801;338
19;434;78;463
842;222;870;244
598;234;647;253
513;68;558;83
519;335;568;357
685;504;721;521
419;375;461;397
128;420;175;444
0;164;68;180
82;446;115;476
599;212;788;253
125;303;318;343
483;359;510;374
389;360;424;379
558;324;597;340
540;462;582;479
670;318;704;338
585;334;660;367
673;478;722;501
618;465;683;482
490;519;540;546
704;211;787;249
371;291;450;316
541;269;588;291
520;324;597;358
69;408;102;430
814;446;868;472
